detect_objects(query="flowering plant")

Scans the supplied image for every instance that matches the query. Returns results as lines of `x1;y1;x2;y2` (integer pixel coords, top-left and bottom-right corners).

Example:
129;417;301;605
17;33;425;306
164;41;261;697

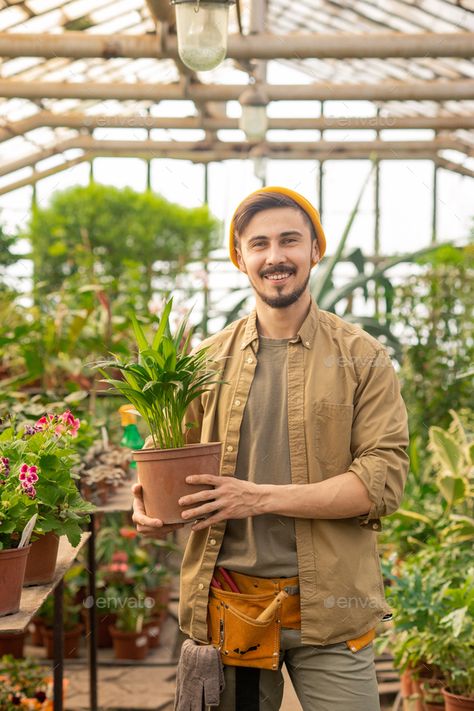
0;655;59;710
0;410;95;550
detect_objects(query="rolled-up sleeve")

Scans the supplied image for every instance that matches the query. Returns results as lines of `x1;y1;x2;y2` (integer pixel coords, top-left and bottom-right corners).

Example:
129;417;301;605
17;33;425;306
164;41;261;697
348;348;409;529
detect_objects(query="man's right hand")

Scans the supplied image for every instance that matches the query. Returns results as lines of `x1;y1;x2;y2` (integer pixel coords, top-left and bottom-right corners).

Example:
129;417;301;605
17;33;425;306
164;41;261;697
131;483;185;538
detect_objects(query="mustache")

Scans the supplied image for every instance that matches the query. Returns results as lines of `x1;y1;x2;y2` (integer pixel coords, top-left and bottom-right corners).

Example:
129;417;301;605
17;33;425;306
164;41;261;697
259;266;296;278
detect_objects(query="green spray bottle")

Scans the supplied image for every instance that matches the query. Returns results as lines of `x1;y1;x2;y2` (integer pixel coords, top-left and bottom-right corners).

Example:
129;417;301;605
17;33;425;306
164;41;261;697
119;405;144;468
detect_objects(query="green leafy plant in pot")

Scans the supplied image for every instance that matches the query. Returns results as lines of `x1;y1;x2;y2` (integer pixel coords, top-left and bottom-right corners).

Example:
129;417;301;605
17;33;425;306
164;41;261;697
97;298;222;523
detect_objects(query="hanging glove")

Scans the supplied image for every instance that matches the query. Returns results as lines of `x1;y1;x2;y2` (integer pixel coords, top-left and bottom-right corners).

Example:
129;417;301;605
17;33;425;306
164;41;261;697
174;638;225;711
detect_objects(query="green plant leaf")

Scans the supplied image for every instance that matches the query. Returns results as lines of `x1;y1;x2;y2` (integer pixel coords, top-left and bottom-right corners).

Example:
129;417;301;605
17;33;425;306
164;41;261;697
151;298;173;351
395;509;434;526
429;426;462;476
437;474;468;507
130;313;149;352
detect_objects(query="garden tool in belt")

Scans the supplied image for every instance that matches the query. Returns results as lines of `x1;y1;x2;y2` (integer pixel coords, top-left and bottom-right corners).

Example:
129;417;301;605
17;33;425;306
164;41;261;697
207;569;376;671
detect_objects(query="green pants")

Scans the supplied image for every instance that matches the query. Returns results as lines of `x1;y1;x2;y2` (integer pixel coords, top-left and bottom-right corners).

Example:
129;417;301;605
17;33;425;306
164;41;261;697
215;628;380;711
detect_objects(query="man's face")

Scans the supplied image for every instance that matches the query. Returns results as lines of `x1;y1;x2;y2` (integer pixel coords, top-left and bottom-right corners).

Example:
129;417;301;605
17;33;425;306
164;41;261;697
235;207;318;309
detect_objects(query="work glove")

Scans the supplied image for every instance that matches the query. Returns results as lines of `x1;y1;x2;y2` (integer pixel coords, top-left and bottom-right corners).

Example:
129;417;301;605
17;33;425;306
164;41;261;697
174;638;225;711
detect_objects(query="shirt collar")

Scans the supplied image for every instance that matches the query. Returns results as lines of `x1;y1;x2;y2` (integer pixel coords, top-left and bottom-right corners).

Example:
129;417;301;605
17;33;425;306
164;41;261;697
240;298;320;351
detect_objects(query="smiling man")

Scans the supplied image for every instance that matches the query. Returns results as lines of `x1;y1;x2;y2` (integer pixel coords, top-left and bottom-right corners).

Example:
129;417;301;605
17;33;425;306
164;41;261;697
132;187;409;711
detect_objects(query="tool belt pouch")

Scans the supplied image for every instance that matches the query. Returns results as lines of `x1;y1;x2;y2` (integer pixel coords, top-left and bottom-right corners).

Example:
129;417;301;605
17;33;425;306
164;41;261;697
208;587;281;670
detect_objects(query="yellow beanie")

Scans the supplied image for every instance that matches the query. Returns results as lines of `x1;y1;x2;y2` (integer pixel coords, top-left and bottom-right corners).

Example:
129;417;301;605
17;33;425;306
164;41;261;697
229;186;326;269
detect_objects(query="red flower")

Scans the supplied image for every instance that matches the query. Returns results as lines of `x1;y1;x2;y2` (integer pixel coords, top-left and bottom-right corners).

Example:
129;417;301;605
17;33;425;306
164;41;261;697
119;527;137;539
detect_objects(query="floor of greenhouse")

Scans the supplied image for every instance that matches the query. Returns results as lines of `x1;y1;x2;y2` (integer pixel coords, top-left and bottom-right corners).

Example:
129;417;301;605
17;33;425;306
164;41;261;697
27;605;399;710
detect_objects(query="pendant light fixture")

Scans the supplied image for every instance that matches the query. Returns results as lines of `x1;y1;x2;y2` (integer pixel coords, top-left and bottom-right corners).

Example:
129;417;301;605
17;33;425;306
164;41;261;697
171;0;235;72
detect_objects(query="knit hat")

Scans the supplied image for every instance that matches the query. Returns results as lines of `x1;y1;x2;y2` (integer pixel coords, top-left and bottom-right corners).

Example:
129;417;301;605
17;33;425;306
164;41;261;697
228;186;326;268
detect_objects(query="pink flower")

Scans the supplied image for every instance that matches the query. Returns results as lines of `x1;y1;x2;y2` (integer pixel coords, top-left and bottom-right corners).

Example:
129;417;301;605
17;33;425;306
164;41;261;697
1;457;10;478
19;464;40;487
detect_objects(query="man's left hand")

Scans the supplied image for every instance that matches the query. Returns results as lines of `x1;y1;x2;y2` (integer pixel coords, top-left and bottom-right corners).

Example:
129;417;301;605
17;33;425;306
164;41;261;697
178;475;266;531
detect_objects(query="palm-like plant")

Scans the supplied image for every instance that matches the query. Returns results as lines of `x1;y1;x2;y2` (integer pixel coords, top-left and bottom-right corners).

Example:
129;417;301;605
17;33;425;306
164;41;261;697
97;298;219;450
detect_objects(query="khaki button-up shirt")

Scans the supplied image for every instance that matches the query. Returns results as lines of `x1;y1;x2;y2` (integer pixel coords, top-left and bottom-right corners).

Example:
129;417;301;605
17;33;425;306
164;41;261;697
179;299;409;646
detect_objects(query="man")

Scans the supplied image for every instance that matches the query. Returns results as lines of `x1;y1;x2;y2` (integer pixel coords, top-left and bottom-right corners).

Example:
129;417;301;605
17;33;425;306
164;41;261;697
132;186;409;711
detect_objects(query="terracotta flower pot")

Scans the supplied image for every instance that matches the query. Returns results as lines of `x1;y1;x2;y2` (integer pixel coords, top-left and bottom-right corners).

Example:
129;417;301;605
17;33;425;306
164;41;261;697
442;689;474;711
43;623;84;659
28;615;45;646
0;545;31;617
401;669;415;698
423;703;445;711
133;442;221;523
24;532;60;586
0;630;27;657
109;625;149;660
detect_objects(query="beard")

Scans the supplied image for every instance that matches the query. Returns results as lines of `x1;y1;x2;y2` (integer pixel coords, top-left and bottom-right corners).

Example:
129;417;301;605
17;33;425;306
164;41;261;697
249;266;311;309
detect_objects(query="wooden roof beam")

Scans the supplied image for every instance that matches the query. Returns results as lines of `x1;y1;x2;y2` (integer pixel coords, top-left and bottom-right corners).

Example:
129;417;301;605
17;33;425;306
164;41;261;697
0;79;472;102
1;111;473;144
0;31;472;59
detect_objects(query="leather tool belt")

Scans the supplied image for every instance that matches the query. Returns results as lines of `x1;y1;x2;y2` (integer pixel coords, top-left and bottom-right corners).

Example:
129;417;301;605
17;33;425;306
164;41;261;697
207;570;375;671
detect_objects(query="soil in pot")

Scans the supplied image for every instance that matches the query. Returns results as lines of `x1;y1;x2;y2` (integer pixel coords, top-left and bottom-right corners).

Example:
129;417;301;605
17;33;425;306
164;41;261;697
109;625;149;660
24;532;60;586
43;624;84;659
442;689;474;711
134;442;221;523
0;630;27;658
0;545;31;617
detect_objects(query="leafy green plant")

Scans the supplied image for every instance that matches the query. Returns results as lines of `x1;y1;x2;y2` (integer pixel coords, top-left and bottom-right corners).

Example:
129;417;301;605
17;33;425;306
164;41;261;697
395;245;473;441
377;411;473;694
113;592;150;634
37;587;81;631
386;409;474;555
97;298;220;449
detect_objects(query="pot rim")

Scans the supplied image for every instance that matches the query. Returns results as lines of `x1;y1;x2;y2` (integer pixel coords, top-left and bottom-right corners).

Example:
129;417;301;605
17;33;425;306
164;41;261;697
133;441;221;459
442;687;474;701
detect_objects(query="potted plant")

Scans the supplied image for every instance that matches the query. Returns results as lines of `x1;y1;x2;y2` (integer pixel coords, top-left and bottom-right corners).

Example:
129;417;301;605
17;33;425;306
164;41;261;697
39;590;84;659
0;455;36;616
97;297;222;523
108;589;150;660
0;411;95;586
0;654;61;710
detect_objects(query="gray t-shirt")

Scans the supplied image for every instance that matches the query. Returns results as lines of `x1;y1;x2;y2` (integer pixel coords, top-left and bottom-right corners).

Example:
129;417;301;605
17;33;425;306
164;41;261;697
216;336;298;577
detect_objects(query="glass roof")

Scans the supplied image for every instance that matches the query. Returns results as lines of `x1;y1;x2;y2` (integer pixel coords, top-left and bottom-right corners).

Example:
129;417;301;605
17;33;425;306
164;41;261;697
0;0;473;190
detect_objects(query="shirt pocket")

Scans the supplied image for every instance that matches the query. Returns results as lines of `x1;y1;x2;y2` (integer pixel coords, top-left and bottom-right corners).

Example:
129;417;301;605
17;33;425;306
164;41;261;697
312;401;354;477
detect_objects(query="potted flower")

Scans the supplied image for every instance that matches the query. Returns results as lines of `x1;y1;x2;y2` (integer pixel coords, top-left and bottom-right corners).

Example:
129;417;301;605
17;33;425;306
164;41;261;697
0;454;36;616
97;297;222;523
0;411;95;586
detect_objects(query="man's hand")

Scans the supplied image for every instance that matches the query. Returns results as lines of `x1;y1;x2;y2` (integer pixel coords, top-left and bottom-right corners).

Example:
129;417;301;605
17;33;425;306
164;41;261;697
178;475;267;532
131;483;185;538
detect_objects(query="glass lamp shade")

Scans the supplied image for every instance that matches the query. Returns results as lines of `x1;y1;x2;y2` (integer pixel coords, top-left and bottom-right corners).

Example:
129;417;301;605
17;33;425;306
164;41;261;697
174;2;230;71
239;105;268;141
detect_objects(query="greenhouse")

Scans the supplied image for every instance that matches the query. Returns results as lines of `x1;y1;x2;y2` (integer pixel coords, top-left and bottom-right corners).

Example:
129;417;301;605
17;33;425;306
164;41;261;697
0;0;473;710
